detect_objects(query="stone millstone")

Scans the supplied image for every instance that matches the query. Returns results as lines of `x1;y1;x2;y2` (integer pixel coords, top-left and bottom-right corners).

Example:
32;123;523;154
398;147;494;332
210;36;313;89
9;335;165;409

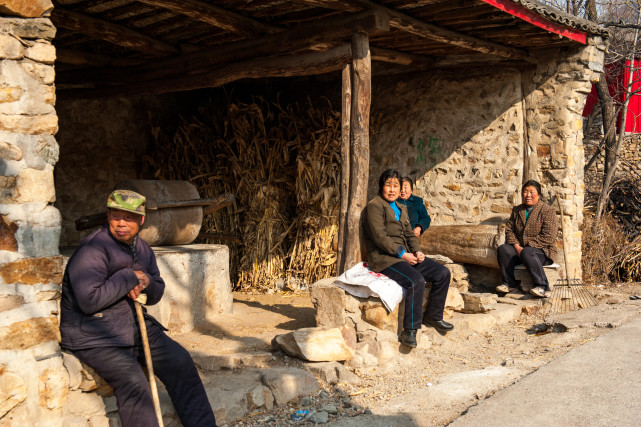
273;327;354;362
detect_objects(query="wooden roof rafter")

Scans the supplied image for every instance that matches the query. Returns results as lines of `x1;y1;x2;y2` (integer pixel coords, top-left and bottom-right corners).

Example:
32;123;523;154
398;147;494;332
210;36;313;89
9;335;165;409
51;7;180;56
137;0;282;36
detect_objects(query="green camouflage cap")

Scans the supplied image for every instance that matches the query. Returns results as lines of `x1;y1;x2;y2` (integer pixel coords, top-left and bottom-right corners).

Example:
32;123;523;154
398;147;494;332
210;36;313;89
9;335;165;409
107;190;146;216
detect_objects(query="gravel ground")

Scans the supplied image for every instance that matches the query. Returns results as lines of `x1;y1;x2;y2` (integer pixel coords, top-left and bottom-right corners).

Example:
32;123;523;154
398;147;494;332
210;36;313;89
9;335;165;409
229;283;641;426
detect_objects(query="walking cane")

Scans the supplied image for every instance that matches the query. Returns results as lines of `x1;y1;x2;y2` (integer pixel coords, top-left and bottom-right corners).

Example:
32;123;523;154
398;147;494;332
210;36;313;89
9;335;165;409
135;296;164;427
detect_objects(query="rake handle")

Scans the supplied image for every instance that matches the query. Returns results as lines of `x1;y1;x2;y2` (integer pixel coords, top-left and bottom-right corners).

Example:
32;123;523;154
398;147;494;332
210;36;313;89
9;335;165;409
555;194;571;281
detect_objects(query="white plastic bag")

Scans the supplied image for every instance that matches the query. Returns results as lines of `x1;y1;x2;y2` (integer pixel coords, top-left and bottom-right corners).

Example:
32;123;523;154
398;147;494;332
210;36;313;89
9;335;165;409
334;262;403;312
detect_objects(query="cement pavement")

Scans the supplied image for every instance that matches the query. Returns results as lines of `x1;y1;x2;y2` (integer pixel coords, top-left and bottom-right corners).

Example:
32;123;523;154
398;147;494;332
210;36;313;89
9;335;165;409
449;315;641;426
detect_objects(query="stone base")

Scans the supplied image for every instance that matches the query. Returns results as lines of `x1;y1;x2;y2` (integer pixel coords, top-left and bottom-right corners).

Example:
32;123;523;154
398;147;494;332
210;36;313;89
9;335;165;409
61;243;233;333
514;264;561;291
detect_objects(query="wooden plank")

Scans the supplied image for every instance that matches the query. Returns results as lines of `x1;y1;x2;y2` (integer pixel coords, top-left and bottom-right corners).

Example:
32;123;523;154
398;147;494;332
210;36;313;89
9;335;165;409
57;10;389;86
285;0;360;12
51;8;180;56
137;0;282;35
337;63;351;274
479;0;587;44
370;47;434;67
55;48;145;67
343;31;371;271
350;0;532;61
61;44;353;98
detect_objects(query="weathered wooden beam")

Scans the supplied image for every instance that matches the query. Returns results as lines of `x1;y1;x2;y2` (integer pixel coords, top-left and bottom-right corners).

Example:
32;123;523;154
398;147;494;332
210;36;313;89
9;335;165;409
60;44;353;98
343;31;371;271
137;0;281;35
419;224;506;268
346;0;532;61
285;0;360;12
51;8;179;56
57;10;389;86
56;48;144;67
337;63;351;274
370;47;434;67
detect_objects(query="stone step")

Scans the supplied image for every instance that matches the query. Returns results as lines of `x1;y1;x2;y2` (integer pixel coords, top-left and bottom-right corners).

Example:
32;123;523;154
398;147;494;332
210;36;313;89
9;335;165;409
192;351;274;372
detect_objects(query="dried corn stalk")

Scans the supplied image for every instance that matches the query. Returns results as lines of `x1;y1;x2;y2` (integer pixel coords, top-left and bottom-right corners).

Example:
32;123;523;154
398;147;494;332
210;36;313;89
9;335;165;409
145;96;343;291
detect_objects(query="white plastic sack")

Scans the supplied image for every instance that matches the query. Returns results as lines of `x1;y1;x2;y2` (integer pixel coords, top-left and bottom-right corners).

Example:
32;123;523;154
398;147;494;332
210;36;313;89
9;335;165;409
334;262;403;312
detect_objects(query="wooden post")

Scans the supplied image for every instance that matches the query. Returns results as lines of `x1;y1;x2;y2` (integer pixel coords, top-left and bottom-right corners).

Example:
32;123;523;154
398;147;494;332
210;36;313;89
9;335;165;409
343;31;371;271
337;63;352;274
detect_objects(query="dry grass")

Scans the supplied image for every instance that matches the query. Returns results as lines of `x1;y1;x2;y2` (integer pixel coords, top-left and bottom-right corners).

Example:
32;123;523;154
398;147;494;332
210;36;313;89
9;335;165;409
581;214;628;284
144;95;343;291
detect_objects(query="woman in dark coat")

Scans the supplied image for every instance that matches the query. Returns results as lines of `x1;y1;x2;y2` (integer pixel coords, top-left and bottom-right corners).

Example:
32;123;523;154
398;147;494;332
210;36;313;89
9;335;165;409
496;180;558;298
398;176;431;237
362;169;452;348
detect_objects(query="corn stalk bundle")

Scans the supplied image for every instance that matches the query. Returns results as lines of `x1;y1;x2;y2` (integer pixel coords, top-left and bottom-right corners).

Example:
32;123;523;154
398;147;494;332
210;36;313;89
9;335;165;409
145;96;342;291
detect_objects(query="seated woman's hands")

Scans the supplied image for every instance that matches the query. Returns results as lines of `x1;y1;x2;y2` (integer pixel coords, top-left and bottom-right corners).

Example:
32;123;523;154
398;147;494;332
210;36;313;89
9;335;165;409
401;251;426;265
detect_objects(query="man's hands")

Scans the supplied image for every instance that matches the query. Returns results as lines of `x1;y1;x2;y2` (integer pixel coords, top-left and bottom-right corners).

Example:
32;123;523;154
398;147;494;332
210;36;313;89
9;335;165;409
413;227;421;238
128;270;150;300
401;251;426;265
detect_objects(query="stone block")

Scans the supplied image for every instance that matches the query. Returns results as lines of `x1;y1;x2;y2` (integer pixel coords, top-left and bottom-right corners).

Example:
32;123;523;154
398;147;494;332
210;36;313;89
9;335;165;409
360;299;398;332
25;43;55;63
0;139;22;161
441;287;464;319
0;0;53;18
514;264;561;290
0;113;58;135
15;167;55;202
0;371;26;417
0;18;56;40
39;367;69;410
0;294;23;312
260;368;319;406
0;34;23;59
488;303;522;324
63;390;107;419
460;292;498;313
0;86;22;103
22;61;55;85
192;352;272;372
88;414;110;427
62;351;83;391
247;384;274;411
0;316;59;350
309;278;345;327
448;312;497;337
273;327;354;362
305;361;358;385
1;203;61;258
0;214;18;251
0;255;62;285
141;245;232;333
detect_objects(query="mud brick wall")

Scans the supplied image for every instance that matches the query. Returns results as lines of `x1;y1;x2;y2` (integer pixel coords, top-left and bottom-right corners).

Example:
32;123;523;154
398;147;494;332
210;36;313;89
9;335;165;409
369;36;605;279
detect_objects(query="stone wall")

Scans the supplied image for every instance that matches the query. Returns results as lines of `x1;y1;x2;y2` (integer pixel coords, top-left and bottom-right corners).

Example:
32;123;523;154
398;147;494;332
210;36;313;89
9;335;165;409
0;4;70;425
369;36;606;279
370;72;524;225
522;36;605;278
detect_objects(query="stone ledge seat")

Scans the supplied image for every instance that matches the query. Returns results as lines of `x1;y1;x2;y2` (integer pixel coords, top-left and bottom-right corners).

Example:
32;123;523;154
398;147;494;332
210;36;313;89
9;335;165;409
514;263;561;290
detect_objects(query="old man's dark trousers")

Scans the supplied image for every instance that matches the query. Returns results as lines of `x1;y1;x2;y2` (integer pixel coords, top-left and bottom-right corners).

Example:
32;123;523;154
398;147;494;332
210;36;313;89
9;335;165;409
381;258;451;330
72;319;216;427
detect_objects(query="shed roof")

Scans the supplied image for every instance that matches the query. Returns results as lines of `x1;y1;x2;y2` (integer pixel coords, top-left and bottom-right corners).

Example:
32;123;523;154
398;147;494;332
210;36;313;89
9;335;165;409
52;0;607;96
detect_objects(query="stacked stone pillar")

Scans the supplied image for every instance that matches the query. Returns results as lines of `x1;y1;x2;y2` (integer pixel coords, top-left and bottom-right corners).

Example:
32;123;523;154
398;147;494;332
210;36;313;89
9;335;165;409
0;1;68;424
522;36;606;279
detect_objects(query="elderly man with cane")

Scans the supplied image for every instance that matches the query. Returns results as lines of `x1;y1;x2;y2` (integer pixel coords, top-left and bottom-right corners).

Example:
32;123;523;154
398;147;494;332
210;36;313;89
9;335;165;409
59;190;216;427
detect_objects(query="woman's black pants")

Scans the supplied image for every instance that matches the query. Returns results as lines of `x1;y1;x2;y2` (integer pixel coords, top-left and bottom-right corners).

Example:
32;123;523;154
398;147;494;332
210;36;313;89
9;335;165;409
381;258;451;330
497;243;553;291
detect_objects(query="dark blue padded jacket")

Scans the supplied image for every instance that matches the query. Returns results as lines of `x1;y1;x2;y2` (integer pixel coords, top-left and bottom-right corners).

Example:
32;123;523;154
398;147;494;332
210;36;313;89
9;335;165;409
398;194;431;235
59;226;165;350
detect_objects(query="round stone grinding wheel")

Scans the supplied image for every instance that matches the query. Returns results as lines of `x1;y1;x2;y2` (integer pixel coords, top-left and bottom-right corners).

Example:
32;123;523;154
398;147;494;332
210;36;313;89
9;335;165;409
115;179;203;246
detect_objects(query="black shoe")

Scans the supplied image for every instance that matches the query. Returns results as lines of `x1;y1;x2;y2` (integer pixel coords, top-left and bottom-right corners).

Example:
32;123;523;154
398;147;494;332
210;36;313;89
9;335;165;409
399;329;417;348
426;319;454;332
